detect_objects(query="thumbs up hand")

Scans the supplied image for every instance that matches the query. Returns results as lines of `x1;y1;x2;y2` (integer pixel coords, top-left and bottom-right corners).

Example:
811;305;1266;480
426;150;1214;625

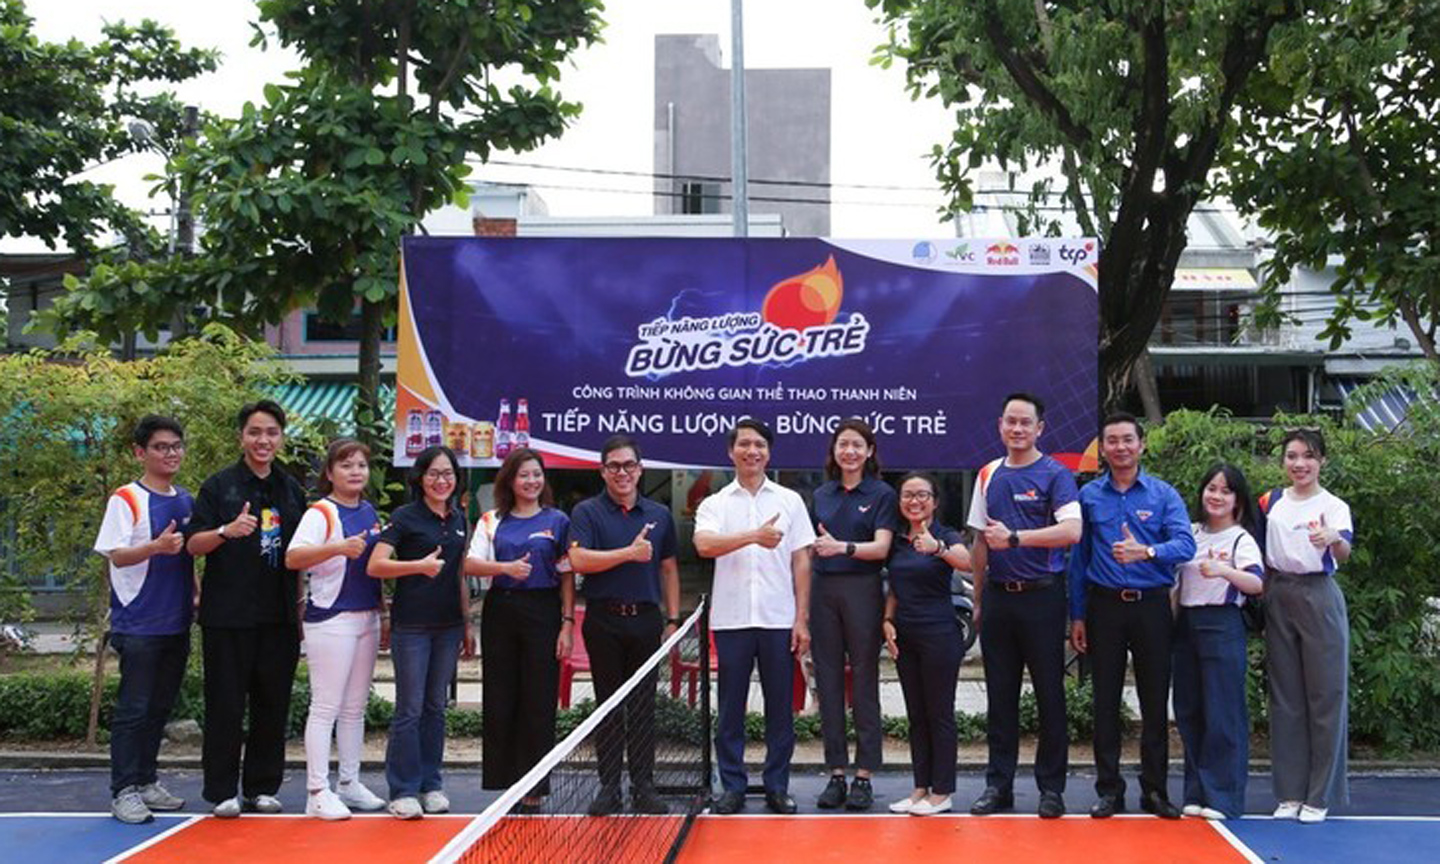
152;520;184;556
506;551;534;580
912;522;942;556
226;501;258;538
340;533;368;560
1199;547;1222;578
754;513;784;549
1308;513;1338;549
419;546;445;578
981;517;1010;549
628;524;655;562
813;522;845;558
1111;521;1150;564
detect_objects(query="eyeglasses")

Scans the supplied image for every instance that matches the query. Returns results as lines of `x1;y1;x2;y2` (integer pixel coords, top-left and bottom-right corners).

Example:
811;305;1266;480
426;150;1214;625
602;460;641;475
148;442;186;455
900;490;934;501
424;470;456;481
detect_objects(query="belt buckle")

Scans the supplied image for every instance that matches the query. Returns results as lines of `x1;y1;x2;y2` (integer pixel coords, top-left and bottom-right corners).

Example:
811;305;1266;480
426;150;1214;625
1004;581;1024;593
614;602;638;616
1120;588;1142;602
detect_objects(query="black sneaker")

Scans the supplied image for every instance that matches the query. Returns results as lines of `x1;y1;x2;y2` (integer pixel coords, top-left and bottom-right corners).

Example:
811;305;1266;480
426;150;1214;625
845;777;874;811
632;786;670;815
817;775;848;809
969;786;1014;815
587;785;622;817
1038;791;1065;819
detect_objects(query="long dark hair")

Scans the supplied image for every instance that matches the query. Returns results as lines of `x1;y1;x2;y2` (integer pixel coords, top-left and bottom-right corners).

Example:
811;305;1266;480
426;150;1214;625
317;438;371;496
1280;427;1327;460
408;445;463;510
824;418;880;480
493;447;553;515
1196;461;1258;535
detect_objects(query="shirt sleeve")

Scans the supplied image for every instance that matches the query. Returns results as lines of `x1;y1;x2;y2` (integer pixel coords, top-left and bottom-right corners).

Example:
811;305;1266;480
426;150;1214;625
693;494;720;536
554;512;573;573
186;477;221;537
939;525;964;549
1235;530;1264;574
966;480;988;531
1067;494;1094;621
467;512;495;562
569;501;598;549
288;506;329;550
1154;484;1198;564
377;512;405;548
656;511;679;560
93;493;136;556
874;484;900;533
786;492;817;552
1328;495;1355;541
1051;467;1081;520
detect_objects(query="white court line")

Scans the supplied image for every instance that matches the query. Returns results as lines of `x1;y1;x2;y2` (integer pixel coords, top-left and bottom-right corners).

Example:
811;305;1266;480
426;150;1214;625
1238;815;1440;822
103;815;203;863
1208;820;1265;864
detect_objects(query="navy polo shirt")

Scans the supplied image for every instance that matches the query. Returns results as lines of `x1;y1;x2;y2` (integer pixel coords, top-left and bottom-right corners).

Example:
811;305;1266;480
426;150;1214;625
378;500;468;630
966;455;1080;582
569;492;677;605
811;476;899;578
1067;470;1196;620
887;522;964;630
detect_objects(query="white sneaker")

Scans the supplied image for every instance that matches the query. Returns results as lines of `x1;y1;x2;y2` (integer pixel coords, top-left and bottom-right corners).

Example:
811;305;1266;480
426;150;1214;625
389;797;423;820
909;796;953;816
1298;805;1328;824
889;796;923;814
112;787;154;824
306;789;352;821
246;794;283;814
1273;800;1302;819
139;782;184;811
338;780;386;812
420;790;450;814
1182;804;1204;817
1199;807;1228;820
213;797;242;819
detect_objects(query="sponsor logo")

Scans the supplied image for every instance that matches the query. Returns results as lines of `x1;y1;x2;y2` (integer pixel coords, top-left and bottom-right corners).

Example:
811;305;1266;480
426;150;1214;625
1059;241;1096;266
625;256;869;378
986;242;1021;266
858;504;872;513
1135;509;1153;522
528;529;556;540
1012;488;1039;502
912;241;937;264
1028;243;1051;266
945;242;976;263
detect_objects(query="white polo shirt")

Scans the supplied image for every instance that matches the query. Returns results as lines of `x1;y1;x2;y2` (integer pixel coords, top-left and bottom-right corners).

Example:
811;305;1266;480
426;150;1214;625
695;477;816;631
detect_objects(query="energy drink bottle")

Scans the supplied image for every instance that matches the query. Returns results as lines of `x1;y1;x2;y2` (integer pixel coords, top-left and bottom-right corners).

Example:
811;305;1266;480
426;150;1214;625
495;399;513;460
515;399;531;450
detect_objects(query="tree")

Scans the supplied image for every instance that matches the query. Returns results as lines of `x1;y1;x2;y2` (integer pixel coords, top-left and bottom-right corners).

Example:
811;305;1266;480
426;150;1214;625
1226;0;1440;367
866;0;1308;415
43;0;606;448
0;0;215;259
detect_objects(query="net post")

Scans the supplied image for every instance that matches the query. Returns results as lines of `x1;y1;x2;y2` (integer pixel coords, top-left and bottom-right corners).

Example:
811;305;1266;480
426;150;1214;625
699;593;712;805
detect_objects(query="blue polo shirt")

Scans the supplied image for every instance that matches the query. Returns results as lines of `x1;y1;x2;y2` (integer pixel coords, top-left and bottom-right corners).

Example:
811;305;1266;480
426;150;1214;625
887;522;964;630
377;501;468;630
966;454;1080;582
811;476;899;578
490;508;570;591
1067;470;1196;620
569;492;677;605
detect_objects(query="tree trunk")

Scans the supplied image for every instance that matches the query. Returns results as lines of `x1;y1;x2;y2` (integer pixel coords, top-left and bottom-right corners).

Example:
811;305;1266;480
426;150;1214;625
356;298;385;453
1134;348;1163;423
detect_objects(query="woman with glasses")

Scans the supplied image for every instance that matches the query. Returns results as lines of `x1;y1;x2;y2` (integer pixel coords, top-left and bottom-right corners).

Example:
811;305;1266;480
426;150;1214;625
1261;429;1353;824
808;419;895;811
464;447;574;814
882;473;971;816
367;445;472;820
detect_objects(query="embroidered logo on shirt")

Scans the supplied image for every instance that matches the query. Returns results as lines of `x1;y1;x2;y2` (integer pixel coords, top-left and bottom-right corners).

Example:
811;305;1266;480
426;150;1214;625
528;529;556;540
1012;489;1039;502
858;504;872;513
1135;509;1154;521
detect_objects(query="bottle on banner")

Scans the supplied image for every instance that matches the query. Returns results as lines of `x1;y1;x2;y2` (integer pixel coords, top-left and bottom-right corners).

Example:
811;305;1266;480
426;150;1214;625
495;399;513;459
515;399;531;449
405;409;424;458
425;410;444;449
471;422;495;460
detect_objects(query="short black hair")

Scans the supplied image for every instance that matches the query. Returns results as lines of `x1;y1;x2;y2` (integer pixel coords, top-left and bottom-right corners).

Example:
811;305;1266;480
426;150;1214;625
600;434;641;463
1001;391;1045;420
133;415;184;448
238;399;287;430
727;417;774;448
1101;411;1145;440
1280;427;1327;459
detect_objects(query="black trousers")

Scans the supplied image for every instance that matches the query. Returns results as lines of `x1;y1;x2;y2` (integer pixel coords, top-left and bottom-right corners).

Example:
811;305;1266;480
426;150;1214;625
979;580;1068;795
481;588;561;794
201;624;301;803
896;623;962;794
1086;589;1174;800
583;604;662;790
810;575;883;772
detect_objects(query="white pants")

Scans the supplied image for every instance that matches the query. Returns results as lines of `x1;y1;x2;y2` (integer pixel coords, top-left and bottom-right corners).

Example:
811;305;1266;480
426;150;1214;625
303;610;380;792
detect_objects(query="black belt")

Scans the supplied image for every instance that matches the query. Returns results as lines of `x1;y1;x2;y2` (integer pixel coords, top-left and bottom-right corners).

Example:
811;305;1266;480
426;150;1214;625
1091;584;1170;602
991;576;1054;593
596;601;657;617
1268;570;1327;580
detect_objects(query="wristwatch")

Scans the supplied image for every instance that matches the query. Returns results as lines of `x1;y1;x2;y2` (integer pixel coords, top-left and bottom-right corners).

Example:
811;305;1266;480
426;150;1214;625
845;541;856;556
667;616;683;626
1145;546;1157;560
1008;529;1021;548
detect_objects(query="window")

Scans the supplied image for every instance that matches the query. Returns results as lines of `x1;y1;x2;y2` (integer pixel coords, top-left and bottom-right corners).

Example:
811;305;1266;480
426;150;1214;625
680;182;722;215
304;312;396;343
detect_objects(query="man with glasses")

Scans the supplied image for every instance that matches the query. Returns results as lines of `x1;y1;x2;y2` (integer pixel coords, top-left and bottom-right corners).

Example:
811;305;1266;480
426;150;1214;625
966;392;1082;820
568;434;681;816
93;416;195;824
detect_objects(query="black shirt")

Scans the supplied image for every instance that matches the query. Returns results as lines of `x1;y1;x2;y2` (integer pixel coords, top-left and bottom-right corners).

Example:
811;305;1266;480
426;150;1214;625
188;459;308;628
569;493;677;604
887;522;965;630
378;501;468;630
811;476;899;578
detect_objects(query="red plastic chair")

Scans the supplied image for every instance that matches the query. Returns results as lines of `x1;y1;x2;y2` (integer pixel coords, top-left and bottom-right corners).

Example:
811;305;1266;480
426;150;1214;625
792;657;854;713
670;631;719;707
557;606;590;708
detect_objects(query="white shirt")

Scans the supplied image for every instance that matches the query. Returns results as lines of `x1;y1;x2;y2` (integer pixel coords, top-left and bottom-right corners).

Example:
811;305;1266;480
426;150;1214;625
1265;488;1353;576
695;477;816;630
1177;523;1263;607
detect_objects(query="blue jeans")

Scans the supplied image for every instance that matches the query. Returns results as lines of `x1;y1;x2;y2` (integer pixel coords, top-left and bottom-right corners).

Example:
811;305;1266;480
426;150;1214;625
110;632;190;795
1173;605;1249;817
386;625;463;799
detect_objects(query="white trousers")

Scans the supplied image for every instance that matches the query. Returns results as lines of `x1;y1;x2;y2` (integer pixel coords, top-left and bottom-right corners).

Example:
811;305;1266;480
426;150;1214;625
303;610;380;792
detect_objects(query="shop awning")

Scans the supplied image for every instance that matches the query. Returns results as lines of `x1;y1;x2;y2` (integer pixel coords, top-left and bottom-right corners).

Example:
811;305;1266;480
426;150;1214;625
1335;377;1425;432
265;382;396;433
1170;268;1258;292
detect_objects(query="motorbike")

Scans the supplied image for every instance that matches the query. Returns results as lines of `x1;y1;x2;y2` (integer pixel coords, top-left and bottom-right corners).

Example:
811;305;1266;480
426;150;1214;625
951;569;978;657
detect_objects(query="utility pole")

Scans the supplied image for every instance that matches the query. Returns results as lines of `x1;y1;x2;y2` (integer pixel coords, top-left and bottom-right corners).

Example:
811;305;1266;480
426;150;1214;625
171;105;199;338
730;0;749;238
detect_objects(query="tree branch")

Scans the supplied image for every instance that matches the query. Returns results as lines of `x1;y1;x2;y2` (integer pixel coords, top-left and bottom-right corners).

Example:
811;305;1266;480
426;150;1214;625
979;1;1094;152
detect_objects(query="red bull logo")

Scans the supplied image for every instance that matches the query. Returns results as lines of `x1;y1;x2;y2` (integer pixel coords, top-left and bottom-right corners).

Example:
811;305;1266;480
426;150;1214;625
986;242;1021;266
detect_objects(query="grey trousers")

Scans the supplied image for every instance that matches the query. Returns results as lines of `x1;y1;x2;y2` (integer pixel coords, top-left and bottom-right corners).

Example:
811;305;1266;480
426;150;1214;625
1265;570;1350;808
810;575;884;772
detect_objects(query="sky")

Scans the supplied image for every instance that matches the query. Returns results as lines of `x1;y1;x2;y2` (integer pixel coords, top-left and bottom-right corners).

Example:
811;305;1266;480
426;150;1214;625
28;0;960;241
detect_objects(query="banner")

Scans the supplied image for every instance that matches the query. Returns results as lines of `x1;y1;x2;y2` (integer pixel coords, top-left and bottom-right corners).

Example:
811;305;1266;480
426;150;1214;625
394;237;1098;470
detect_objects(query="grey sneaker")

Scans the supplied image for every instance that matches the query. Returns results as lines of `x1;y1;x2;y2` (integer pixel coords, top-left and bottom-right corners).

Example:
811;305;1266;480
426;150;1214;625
212;796;242;818
246;794;283;814
337;779;386;812
139;782;184;811
420;790;450;814
389;796;423;820
112;787;154;824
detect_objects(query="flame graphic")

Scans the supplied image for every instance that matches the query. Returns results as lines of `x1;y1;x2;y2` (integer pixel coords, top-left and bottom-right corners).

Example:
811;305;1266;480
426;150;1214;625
760;255;844;331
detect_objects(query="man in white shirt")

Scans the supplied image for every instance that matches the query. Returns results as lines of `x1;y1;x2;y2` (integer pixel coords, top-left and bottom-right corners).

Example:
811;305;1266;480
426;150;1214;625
694;419;815;815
